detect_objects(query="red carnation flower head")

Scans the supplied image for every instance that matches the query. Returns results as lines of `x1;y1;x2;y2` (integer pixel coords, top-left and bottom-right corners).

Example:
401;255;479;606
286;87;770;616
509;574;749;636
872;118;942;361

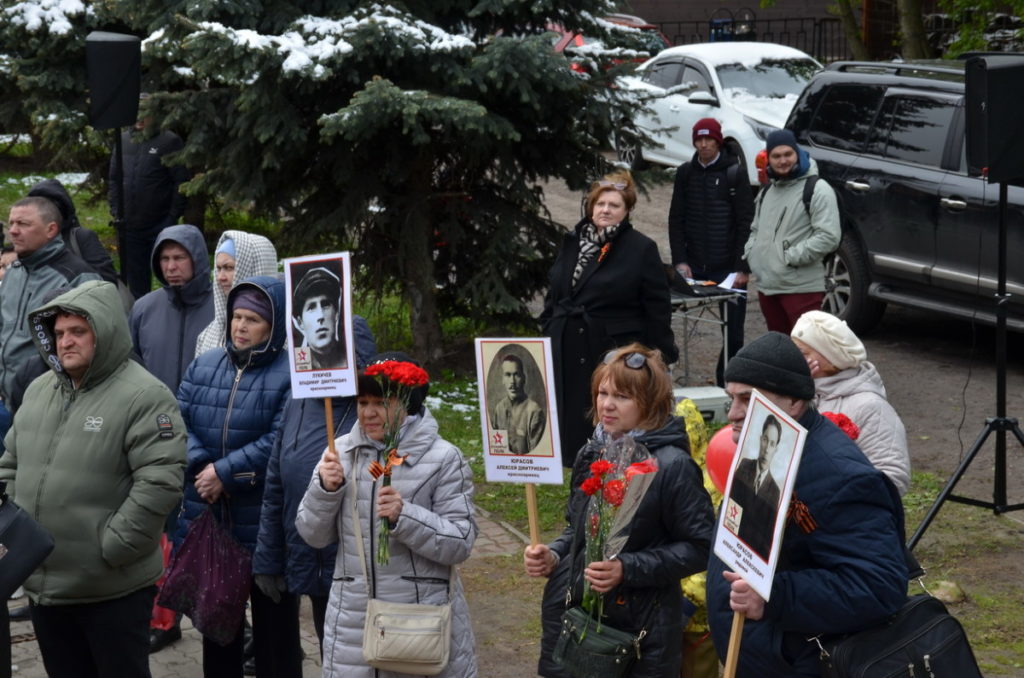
581;476;603;496
590;460;615;477
625;459;658;483
822;411;860;441
603;479;625;507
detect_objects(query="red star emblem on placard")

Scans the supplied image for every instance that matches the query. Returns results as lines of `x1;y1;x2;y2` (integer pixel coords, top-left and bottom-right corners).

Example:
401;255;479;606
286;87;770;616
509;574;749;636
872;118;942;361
298;349;307;361
728;504;739;520
493;432;504;444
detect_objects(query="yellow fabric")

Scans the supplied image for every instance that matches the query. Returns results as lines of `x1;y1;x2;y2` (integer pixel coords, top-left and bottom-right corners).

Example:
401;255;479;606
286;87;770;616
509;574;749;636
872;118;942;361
675;399;724;635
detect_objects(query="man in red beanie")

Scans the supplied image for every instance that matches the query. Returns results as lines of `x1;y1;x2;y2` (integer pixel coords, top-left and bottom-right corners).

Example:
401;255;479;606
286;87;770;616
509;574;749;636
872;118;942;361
668;117;754;385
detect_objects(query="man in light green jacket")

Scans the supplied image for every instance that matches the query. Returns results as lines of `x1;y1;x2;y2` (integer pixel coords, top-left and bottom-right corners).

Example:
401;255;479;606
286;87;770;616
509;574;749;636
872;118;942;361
0;280;186;677
745;129;841;333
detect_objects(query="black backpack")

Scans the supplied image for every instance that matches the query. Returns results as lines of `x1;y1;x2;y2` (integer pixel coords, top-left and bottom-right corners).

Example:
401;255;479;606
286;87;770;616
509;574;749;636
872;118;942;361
756;175;818;216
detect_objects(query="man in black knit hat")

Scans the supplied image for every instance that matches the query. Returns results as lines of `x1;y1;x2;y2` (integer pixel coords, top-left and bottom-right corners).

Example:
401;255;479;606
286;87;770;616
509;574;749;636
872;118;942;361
706;332;908;677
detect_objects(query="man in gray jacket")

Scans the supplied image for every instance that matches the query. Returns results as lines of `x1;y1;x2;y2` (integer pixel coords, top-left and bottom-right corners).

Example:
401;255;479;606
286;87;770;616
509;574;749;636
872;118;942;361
0;196;100;410
0;281;186;677
128;224;214;394
745;130;840;334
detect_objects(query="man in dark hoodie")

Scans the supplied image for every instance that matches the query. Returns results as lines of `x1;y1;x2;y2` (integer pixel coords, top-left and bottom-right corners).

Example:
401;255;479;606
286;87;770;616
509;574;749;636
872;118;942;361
668;118;754;386
127;223;213;652
128;224;214;395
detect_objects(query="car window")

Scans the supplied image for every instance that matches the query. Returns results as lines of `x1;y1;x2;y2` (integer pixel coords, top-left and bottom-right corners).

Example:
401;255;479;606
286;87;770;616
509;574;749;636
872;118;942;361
871;95;957;168
644;59;683;90
682;65;711;94
715;59;820;98
807;84;885;152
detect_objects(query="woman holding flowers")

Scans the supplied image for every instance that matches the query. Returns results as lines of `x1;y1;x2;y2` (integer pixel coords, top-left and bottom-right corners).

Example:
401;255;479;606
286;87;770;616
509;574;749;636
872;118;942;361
541;170;679;468
524;343;715;677
296;351;478;678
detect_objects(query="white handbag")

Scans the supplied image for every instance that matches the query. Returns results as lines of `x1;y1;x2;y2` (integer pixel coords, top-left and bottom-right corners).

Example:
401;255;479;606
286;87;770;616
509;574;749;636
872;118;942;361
351;477;452;675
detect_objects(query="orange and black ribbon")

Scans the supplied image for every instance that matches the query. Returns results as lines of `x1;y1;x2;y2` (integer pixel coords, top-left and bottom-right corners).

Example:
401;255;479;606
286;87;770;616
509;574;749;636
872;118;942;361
787;493;817;534
367;449;408;480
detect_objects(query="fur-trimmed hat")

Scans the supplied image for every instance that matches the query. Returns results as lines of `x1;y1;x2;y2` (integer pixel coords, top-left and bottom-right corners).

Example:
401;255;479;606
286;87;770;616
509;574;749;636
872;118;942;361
724;332;814;400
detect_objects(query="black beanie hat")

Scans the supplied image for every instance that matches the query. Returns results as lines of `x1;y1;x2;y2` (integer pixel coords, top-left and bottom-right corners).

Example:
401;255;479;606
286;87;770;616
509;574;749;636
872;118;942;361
766;129;799;156
723;332;814;400
357;351;430;415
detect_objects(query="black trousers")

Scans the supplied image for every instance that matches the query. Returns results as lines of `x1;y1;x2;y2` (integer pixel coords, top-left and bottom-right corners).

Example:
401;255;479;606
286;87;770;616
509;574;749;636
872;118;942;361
30;585;155;678
123;224;164;299
202;581;302;678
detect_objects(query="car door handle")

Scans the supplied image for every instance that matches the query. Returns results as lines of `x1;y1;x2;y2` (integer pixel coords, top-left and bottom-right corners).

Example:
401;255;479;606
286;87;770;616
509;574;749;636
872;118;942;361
844;180;870;193
940;197;967;211
669;105;680;112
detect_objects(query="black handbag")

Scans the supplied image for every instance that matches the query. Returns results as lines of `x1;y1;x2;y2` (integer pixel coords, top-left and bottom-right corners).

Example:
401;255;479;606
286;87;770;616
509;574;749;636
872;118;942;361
552;605;645;678
815;477;982;677
0;490;55;600
817;593;983;678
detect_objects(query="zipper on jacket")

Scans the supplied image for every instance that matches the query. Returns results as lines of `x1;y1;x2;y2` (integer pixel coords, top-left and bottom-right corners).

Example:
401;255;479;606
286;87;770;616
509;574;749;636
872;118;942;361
232;471;257;486
176;290;186;389
773;207;788;239
220;365;245;459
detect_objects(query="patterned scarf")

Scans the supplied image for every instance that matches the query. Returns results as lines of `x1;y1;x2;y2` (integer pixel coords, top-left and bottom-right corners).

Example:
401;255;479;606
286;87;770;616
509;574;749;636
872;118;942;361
571;220;621;289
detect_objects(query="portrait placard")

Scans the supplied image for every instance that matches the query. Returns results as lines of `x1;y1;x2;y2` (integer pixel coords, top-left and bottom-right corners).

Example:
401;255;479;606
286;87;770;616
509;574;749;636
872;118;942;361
283;252;356;398
474;338;562;485
713;389;806;600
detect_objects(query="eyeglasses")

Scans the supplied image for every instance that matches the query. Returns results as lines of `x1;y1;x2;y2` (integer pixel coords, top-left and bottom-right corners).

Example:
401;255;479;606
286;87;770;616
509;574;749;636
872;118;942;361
597;180;627;190
603;351;647;370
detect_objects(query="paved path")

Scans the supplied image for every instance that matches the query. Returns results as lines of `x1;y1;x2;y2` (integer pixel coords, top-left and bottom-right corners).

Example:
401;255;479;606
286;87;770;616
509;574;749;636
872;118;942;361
8;507;527;677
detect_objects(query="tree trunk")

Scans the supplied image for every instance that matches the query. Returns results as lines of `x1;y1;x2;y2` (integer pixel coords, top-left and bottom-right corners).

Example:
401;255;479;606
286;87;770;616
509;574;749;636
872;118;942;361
402;151;445;368
835;0;872;60
898;0;934;58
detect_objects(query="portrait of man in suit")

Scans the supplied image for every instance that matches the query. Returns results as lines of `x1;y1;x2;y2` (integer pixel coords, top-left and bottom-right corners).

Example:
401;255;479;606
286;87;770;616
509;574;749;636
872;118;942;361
729;414;784;560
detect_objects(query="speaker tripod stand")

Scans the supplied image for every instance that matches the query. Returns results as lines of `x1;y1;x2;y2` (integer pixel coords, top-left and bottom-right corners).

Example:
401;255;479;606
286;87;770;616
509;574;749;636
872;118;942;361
908;181;1024;550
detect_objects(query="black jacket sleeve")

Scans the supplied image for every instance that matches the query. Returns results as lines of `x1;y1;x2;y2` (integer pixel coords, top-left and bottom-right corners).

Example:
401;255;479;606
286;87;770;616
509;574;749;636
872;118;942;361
668;163;689;266
72;228;119;284
732;176;755;273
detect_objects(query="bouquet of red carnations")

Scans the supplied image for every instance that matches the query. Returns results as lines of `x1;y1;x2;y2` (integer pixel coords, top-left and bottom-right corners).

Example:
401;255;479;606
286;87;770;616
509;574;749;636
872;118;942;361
362;359;429;565
579;436;659;628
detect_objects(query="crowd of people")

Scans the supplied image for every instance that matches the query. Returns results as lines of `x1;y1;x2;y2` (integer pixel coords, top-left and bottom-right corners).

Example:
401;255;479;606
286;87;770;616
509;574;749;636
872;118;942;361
0;115;917;678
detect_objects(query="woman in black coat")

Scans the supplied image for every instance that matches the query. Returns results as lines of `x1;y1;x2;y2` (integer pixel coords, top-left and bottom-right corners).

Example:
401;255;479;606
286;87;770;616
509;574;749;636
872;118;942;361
541;171;678;467
524;343;714;677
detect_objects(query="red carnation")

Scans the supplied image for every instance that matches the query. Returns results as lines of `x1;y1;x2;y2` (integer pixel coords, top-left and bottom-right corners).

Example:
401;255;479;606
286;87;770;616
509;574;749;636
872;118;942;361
581;476;602;496
590;460;614;477
625;459;658;482
603;479;625;507
822;411;860;441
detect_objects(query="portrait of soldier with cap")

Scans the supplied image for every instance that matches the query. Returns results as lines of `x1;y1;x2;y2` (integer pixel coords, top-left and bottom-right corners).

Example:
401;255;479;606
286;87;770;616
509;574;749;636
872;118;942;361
289;262;347;371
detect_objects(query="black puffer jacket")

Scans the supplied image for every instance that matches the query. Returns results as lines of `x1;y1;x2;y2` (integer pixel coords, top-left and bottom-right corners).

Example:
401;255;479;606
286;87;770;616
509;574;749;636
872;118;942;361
537;417;715;677
668;150;753;274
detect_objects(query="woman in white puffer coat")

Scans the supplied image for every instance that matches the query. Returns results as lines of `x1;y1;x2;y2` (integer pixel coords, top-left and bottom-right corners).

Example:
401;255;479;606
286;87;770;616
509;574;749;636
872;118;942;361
296;351;478;678
791;311;911;495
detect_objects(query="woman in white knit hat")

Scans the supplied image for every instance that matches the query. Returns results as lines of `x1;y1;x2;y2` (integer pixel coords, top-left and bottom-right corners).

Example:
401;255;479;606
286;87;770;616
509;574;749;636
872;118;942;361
791;310;911;494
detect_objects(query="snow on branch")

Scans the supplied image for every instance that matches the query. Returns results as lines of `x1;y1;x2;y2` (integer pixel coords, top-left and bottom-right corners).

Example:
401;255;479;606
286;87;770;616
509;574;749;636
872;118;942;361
4;0;91;36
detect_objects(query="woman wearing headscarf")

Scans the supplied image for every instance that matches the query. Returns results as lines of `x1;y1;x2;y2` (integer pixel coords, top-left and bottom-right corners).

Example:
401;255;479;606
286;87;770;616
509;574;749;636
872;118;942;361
194;230;278;357
175;275;291;677
524;343;714;677
541;170;678;467
791;310;911;494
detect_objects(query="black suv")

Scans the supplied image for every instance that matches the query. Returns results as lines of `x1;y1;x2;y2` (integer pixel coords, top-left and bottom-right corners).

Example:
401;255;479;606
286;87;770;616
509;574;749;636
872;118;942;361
786;60;1024;332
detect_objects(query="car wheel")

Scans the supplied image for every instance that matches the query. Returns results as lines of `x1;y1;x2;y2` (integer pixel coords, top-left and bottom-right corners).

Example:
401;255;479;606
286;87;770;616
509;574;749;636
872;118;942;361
822;231;886;333
615;133;648;171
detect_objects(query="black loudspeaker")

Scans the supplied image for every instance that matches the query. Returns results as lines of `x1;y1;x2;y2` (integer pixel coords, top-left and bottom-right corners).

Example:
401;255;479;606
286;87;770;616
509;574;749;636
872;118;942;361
85;31;141;130
965;55;1024;184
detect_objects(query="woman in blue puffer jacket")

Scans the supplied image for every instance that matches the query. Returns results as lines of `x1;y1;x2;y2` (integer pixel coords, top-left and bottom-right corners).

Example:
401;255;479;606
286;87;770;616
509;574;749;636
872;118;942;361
175;275;291;678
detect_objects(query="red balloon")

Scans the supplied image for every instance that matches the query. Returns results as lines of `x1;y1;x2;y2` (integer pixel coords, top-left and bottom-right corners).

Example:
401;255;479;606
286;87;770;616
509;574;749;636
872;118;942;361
707;426;738;494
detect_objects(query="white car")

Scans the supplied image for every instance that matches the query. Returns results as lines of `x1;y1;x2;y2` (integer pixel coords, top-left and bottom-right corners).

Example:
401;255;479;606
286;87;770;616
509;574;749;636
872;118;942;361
616;42;822;184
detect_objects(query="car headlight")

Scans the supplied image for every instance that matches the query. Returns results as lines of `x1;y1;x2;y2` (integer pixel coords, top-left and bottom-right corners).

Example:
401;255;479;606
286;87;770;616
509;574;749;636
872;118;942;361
744;116;779;141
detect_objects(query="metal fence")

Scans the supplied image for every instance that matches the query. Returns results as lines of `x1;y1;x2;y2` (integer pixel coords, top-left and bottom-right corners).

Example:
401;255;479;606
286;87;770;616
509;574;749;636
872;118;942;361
657;17;853;62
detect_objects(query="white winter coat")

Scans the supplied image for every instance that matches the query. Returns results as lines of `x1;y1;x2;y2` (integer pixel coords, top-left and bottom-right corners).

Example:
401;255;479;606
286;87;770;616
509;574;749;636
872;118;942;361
813;361;911;495
295;408;478;678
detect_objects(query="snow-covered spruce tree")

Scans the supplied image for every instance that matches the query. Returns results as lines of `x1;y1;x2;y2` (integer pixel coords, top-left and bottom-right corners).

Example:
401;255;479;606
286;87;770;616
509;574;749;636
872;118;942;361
114;0;653;363
0;0;111;168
